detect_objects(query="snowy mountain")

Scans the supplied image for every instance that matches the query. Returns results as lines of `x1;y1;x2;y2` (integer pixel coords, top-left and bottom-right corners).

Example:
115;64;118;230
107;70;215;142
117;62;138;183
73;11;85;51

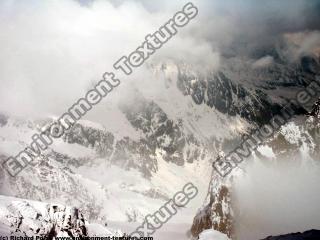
0;49;319;240
184;50;320;239
0;110;213;240
0;195;122;238
260;229;320;240
191;102;320;239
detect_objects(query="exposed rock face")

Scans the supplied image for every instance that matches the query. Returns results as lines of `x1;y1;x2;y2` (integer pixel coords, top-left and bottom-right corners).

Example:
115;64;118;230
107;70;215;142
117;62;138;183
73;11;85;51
63;123;114;157
191;153;234;238
191;98;320;239
190;204;213;238
261;229;320;240
191;185;233;238
309;98;320;119
0;197;87;238
191;169;235;239
61;98;206;178
177;69;282;124
0;113;8;127
119;93;205;166
301;55;320;74
37;87;210;180
0;52;319;234
175;55;319;125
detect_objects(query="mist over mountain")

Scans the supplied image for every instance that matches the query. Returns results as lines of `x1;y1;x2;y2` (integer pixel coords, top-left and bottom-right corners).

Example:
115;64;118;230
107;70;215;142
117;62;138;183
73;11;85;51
0;1;320;240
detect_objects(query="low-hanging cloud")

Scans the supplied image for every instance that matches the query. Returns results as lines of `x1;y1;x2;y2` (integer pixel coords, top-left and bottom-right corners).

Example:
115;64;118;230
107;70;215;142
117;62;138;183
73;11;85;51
233;158;320;240
0;0;217;118
1;1;320;238
0;0;319;119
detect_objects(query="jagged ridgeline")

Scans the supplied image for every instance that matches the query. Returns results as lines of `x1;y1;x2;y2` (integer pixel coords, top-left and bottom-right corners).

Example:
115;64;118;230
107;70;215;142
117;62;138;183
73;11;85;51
0;51;319;238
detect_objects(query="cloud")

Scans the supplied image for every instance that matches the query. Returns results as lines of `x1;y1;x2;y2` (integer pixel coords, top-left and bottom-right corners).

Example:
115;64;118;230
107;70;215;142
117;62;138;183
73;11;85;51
0;0;319;118
0;0;217;118
283;31;320;60
252;56;274;69
233;159;320;240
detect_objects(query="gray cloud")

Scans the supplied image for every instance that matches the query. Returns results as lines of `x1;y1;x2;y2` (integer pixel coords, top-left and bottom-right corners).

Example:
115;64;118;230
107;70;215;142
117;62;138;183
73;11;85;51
233;159;320;240
0;0;319;118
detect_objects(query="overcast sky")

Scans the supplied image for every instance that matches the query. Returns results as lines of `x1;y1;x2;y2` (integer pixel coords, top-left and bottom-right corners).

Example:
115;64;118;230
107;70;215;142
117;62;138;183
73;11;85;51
0;0;319;117
1;2;320;239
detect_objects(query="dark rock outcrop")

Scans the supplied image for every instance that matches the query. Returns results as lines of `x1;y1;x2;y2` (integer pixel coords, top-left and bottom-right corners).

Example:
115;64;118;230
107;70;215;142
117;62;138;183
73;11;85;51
261;229;320;240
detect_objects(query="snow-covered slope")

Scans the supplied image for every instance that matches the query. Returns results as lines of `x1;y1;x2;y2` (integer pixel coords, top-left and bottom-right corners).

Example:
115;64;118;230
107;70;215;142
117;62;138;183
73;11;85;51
0;50;319;240
199;229;230;240
0;195;122;238
0;112;211;233
191;101;320;239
